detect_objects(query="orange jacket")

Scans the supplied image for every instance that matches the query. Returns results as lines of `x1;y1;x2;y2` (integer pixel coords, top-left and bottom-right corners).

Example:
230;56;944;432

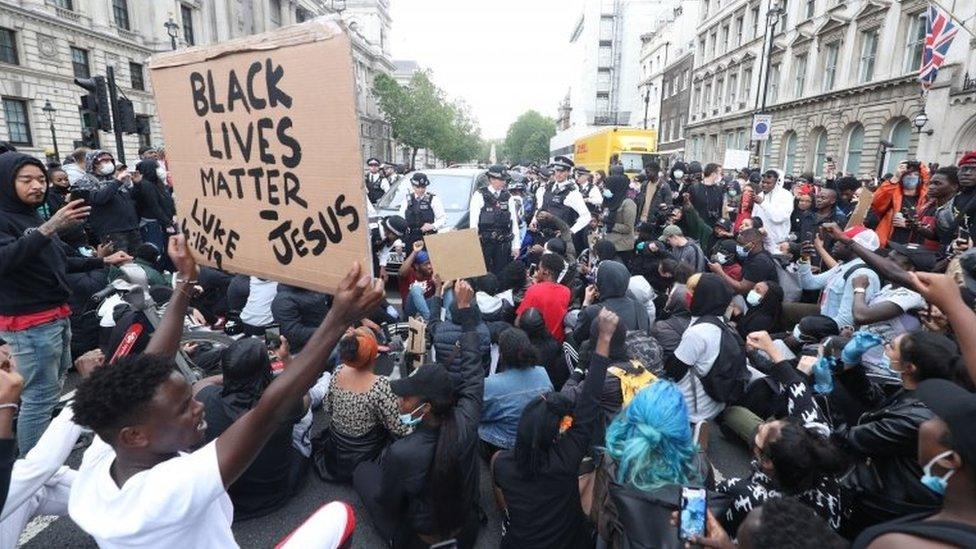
870;164;930;247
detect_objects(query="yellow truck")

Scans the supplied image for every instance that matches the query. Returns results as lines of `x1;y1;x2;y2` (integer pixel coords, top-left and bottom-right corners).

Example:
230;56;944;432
572;127;658;174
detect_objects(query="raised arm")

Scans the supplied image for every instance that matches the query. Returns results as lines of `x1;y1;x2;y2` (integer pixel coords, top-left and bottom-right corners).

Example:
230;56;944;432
449;280;485;428
143;236;197;358
911;272;976;386
215;262;384;487
821;223;913;288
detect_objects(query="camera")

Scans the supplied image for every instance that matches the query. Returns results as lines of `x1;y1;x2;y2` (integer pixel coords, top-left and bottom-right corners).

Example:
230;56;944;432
906;160;922;172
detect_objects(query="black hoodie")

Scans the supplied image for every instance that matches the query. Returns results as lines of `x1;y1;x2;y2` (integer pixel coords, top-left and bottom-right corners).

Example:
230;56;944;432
572;260;649;344
0;153;103;316
134;159;176;226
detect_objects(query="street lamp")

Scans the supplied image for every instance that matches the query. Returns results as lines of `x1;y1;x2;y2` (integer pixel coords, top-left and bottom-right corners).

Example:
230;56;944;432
643;87;651;129
42;100;59;162
913;110;934;136
164;17;179;50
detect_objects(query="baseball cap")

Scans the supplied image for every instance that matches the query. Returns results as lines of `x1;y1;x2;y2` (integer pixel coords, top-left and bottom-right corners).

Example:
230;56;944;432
917;378;976;466
844;226;880;252
415;250;430;264
658;224;683;242
391;363;455;403
888;241;937;272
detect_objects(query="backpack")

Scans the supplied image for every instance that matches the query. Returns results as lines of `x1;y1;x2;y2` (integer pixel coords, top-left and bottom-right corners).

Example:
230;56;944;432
608;360;657;406
690;316;750;403
775;260;802;301
625;329;664;376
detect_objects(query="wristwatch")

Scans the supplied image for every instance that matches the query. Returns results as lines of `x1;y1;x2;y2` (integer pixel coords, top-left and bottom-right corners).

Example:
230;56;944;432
853;288;866;294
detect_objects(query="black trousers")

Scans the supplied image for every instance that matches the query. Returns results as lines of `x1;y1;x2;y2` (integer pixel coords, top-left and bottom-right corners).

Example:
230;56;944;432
481;238;513;276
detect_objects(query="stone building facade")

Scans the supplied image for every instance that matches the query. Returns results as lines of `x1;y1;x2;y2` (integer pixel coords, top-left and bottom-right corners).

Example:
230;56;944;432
657;50;694;159
0;0;392;164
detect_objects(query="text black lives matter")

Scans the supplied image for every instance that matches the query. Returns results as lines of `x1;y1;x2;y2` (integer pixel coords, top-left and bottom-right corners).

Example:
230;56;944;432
185;57;360;268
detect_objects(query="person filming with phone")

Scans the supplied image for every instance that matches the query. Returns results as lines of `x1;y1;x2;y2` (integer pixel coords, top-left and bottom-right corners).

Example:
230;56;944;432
70;149;142;254
871;160;929;248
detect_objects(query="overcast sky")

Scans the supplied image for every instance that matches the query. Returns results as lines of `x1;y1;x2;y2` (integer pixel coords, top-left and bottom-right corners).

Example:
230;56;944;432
389;0;583;140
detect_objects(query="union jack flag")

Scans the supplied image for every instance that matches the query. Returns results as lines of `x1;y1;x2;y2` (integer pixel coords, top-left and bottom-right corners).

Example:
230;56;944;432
919;3;959;92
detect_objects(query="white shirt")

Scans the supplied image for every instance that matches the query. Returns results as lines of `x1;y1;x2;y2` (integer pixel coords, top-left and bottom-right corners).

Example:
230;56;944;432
469;189;521;253
673;318;726;423
240;277;278;327
365;172;390;193
862;284;925;341
753;184;794;253
533;181;592;234
397;191;447;231
69;439;236;549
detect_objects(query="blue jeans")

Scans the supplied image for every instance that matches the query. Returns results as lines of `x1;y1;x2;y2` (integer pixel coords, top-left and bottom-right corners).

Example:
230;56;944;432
0;318;71;456
403;285;432;321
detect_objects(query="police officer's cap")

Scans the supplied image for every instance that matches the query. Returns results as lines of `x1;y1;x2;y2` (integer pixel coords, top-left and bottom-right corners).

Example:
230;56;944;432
552;156;575;171
486;164;509;181
575;166;591;175
383;215;408;237
410;172;430;186
366;157;381;166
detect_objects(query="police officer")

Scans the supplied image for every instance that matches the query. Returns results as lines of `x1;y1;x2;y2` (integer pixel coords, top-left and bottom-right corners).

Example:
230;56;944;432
575;166;603;214
532;155;590;236
398;172;445;249
364;157;389;205
470;165;520;274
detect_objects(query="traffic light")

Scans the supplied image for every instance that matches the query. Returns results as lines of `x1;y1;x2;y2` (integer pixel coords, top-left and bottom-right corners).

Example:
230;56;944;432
75;76;111;132
117;98;137;134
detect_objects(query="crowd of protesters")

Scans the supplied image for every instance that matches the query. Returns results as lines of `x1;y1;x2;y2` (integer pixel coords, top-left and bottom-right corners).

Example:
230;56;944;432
0;136;974;548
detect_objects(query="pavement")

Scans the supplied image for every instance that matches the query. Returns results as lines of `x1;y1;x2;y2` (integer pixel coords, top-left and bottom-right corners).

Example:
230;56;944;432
19;287;754;548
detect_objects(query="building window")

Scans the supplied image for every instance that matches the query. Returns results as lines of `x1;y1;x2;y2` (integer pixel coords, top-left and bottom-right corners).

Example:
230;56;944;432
598;45;612;67
823;42;839;91
699;38;706;60
682;69;690;90
885;119;912;173
679;114;686;138
751;5;761;38
270;0;282;27
53;0;73;9
783;131;797;175
596;69;611;92
181;4;195;46
742;66;753;103
813;130;829;175
136;115;151;149
805;0;815;19
726;131;736;150
844;123;865;175
721;25;730;53
113;0;130;30
129;61;144;90
2;98;31;146
735;15;744;46
779;0;789;30
737;129;746;148
704;83;713;110
728;73;738;104
794;54;807;98
595;94;610;116
768;63;780;103
904;12;927;73
761;140;772;170
715;77;724;107
0;28;18;65
599;16;614;41
71;47;90;79
859;29;879;83
703;0;710;19
709;30;717;57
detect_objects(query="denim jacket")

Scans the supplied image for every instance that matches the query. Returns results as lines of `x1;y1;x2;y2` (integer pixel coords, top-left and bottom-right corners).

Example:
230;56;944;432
479;366;553;449
798;259;880;329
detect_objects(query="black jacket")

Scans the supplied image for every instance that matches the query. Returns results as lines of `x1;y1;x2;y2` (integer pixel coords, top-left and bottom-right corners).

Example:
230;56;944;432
834;366;940;509
74;149;139;237
573;261;649;345
134;160;176;226
0;153;104;316
271;285;331;354
367;309;484;540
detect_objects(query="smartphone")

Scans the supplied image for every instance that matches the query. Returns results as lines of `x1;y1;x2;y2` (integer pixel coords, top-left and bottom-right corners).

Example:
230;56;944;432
679;486;707;541
70;188;91;206
264;326;281;350
958;227;971;242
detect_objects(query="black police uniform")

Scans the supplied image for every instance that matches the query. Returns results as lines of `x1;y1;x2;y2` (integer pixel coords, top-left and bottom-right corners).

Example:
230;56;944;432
364;172;387;205
403;192;436;248
541;183;580;227
477;187;514;274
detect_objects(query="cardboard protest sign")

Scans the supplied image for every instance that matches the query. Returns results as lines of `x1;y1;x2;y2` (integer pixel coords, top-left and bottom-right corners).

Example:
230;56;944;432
423;229;487;282
149;18;369;293
846;187;875;229
406;317;426;355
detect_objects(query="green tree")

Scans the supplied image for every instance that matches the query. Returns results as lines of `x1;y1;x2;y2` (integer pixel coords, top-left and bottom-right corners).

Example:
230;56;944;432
373;71;453;169
502;111;556;165
432;100;483;165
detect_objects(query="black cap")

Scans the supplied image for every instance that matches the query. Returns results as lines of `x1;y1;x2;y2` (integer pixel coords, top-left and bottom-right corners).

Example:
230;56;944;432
552;155;574;171
486;164;509;181
888;242;937;272
714;218;733;232
366;157;381;166
917;378;976;466
410;172;430;186
391;364;454;403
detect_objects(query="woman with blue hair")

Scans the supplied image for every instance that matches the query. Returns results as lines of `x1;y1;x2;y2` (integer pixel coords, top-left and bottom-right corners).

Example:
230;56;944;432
591;380;712;547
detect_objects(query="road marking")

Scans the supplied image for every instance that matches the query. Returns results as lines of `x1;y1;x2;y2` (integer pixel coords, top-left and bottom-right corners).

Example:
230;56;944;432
19;515;58;546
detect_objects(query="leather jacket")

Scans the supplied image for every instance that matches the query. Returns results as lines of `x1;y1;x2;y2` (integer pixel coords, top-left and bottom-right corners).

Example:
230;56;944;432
834;366;940;509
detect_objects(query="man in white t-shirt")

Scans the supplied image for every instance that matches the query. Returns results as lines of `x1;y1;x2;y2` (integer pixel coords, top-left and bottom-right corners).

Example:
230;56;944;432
68;236;382;548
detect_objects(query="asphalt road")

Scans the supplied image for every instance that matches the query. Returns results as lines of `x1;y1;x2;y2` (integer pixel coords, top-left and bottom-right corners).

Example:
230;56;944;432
20;287;754;548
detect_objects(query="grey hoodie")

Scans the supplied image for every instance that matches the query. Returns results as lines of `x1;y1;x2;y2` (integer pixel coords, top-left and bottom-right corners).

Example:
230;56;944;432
73;149;139;236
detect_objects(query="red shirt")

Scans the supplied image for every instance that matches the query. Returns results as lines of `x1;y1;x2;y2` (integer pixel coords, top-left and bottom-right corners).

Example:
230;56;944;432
398;270;435;304
0;304;71;332
517;281;571;342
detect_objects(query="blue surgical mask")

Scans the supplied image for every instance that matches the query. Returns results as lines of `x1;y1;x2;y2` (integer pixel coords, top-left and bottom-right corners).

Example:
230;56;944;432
920;450;956;495
746;290;762;307
736;244;750;258
398;403;426;427
603;189;614;198
902;174;920;189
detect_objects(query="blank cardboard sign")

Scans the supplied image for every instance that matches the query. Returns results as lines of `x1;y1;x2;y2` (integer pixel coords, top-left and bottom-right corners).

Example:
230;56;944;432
423;229;487;283
149;18;370;293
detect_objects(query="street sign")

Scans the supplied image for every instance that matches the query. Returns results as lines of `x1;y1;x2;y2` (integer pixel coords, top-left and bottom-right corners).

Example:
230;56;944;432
751;114;772;141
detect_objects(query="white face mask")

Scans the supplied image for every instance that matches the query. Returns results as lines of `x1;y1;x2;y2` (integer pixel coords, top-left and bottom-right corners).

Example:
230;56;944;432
746;290;763;307
156;167;167;181
98;161;115;176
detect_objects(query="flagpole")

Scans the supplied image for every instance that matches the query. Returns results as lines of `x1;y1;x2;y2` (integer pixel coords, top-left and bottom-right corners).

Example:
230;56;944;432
928;0;976;37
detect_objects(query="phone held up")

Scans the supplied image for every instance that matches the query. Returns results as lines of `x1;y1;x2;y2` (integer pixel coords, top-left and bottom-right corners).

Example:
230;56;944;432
264;326;281;351
680;486;707;541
